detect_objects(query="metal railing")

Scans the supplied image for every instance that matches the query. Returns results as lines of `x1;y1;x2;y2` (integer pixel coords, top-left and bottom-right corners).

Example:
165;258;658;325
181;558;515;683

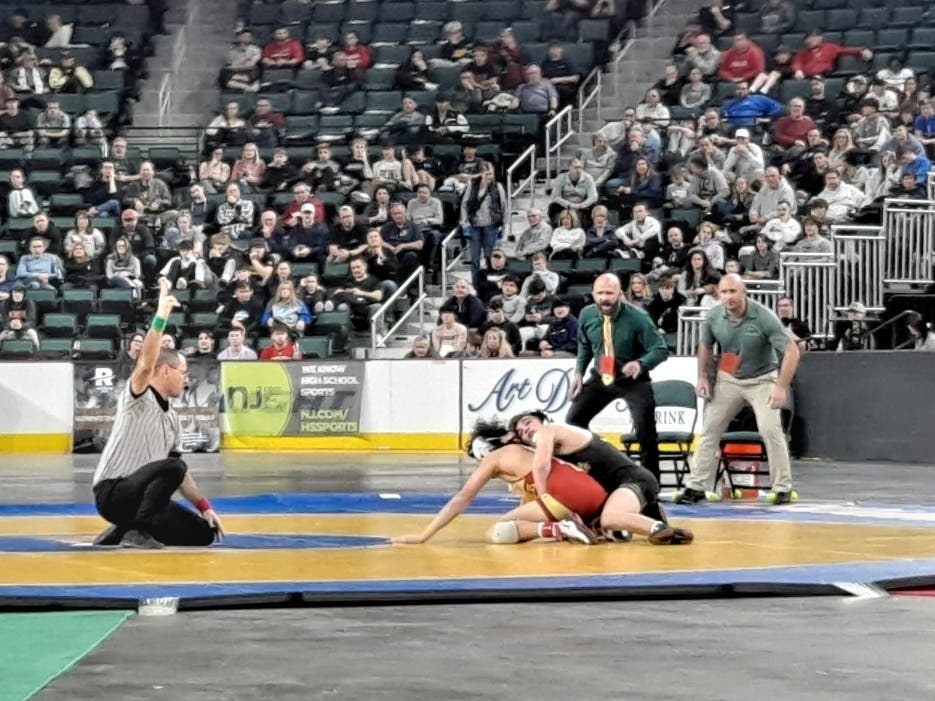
830;224;885;311
544;105;574;185
882;198;935;284
157;5;192;126
927;171;935;201
676;306;708;356
745;280;786;311
780;252;838;340
505;144;537;238
577;68;602;134
439;226;463;298
370;266;427;351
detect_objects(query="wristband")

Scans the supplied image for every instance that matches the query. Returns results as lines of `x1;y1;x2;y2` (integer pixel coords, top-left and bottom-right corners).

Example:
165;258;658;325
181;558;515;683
151;315;167;333
195;498;212;514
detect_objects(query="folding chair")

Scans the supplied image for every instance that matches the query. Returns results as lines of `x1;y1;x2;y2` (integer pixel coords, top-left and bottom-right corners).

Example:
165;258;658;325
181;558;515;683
621;380;699;489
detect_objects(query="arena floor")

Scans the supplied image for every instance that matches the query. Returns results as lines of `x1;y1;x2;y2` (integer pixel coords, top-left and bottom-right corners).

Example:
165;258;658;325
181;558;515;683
2;454;935;700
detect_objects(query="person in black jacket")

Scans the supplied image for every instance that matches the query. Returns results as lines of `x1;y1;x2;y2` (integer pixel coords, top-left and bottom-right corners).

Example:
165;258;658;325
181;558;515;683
439;277;487;330
647;275;686;339
536;298;578;356
0;282;39;348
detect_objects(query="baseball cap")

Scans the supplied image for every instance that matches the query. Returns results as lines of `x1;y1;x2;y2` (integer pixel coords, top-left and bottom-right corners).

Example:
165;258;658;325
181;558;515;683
734;128;750;139
300;203;316;214
848;301;867;314
552;298;571;311
121;208;137;219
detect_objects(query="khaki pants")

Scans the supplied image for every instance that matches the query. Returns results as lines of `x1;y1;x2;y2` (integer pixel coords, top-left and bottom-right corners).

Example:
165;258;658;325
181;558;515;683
685;371;793;493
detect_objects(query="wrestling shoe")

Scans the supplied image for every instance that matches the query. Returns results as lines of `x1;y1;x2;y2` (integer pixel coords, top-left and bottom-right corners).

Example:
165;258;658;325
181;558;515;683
92;524;125;546
120;529;165;550
555;513;599;545
648;522;695;545
673;488;707;504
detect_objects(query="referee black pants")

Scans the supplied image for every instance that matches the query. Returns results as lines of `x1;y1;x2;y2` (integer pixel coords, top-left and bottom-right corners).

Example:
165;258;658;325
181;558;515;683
93;458;215;546
566;377;660;480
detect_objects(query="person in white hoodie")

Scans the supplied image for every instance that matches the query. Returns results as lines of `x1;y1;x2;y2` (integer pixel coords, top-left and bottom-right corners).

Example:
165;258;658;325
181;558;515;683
519;251;561;297
817;171;866;223
549;209;586;259
613;203;663;260
722;128;765;184
759;200;801;251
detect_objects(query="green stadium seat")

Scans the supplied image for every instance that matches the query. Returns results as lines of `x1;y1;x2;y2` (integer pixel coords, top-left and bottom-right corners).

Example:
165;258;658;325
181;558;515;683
42;312;79;338
98;288;136;324
61;289;95;320
0;339;36;359
75;338;115;360
37;338;74;359
84;313;122;340
299;336;331;359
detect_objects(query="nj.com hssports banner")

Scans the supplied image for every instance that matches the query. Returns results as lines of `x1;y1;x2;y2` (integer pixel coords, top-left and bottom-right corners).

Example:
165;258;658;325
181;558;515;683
221;361;365;436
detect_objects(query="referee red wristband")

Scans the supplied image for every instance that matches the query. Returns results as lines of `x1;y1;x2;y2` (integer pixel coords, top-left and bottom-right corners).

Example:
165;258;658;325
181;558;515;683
195;498;212;514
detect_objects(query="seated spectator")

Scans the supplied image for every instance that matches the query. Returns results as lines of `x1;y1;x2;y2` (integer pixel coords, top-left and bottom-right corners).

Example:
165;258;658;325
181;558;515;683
449;70;484;114
329;206;369;262
489;274;525;325
520;251;561;297
404;335;438;359
721;81;783;129
867;79;899;118
804;77;840;132
216;182;255;244
517;277;555;347
394;50;436;92
331;256;384;331
261;278;313;336
535;298;577;357
513;209;553;259
286;204;329;267
260;322;303;360
772;98;817;156
223;30;262;93
341;30;371;71
475;327;513;358
383;96;427;144
626;273;650;308
647;275;686;336
371;145;412;194
63;211;107;259
300;143;342;193
540;42;579;108
441;278;487;330
63;243;103;290
0;96;34;150
841;74;871;121
511;64;558;116
424;93;469;143
636;89;670;131
262;27;304;69
49;51;93;93
655;64;684;107
182;331;216;359
199;147;232;194
73;109;106;148
696;110;731;149
615;202;663;261
183;183;217;233
16;237;62;290
777;296;812;352
380;202;424;282
11;53;47;107
245;238;275;285
878;57;915;95
829;128;859;171
677;248;720;305
435;21;473;66
22;212;62;255
124;161;172;217
749;167;795;226
363;186;392;227
230;142;267;192
217;325;258;360
548;158;599;222
549;210;586;260
891;170;927;199
219;280;264;334
442;142;489;197
263;148;302;193
882;124;925;159
615;157;664;210
905;312;935;351
7;168;38;218
683;33;720;79
722;128;764;184
741;234;780;280
0;283;38;348
651;226;691;279
164;211;207;255
303;33;335;72
159;240;213;290
792;216;833;253
320;51;364;107
817;171;866;223
479;299;522;355
432;303;468;357
246;98;286;148
687;155;730;215
792;30;872;80
206;102;247;148
0;255;16;301
583;205;617;258
43;14;72;48
680;68;711;111
264;259;295;300
718;33;765;85
298;274;332;313
361;229;399;303
105;236;144;299
760;200;801;251
476;248;512;304
575;133;617;190
665;165;693;211
695;220;726;271
759;0;795;34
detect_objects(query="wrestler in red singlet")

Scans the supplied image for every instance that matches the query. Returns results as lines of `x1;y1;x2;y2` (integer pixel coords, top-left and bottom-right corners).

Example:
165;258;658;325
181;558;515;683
512;456;608;523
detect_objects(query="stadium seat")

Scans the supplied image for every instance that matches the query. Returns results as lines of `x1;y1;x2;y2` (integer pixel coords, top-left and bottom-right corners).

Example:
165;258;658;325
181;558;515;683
299;336;331;359
98;288;136;324
189;289;220;314
42;313;79;338
61;289;95;321
189;312;220;335
407;22;443;45
309;310;350;353
49;194;86;216
37;338;74;359
0;339;36;359
75;338;115;360
84;313;122;340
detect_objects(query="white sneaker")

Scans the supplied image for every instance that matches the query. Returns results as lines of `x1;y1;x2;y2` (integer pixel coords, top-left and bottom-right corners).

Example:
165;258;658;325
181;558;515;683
555;513;598;545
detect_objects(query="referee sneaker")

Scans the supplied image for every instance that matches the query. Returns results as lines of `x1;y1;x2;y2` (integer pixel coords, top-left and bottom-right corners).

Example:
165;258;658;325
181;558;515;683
568;273;668;479
92;280;224;549
675;273;800;504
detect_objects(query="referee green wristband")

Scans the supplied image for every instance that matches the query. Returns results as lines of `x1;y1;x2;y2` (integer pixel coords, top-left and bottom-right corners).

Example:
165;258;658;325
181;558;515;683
152;315;167;333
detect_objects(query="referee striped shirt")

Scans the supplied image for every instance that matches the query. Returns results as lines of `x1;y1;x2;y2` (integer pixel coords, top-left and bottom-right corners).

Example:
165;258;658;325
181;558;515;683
92;385;180;485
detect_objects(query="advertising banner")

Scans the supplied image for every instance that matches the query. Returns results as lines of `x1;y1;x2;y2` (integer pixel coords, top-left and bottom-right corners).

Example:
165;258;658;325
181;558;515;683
221;360;365;436
461;357;698;438
73;359;221;453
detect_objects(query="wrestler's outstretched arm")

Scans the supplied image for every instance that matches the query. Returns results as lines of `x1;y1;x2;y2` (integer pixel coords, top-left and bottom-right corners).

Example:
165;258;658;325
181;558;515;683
391;457;497;544
530;425;558;498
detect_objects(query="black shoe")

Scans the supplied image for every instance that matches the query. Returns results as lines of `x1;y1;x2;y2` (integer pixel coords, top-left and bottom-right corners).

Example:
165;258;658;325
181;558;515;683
673;488;707;504
120;529;165;550
648;525;694;545
92;524;125;546
769;491;794;505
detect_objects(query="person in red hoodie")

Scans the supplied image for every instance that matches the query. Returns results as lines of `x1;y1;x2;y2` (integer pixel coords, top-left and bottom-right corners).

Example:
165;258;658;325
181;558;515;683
341;30;372;70
772;97;817;153
792;30;872;80
718;33;766;84
262;27;304;68
259;322;303;361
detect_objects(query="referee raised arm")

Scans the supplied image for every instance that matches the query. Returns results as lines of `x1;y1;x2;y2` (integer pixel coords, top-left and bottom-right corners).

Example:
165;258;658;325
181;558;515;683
567;273;669;479
91;280;224;549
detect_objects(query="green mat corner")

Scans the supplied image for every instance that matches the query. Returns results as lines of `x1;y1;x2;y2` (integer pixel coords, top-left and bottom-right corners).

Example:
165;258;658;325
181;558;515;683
0;610;133;701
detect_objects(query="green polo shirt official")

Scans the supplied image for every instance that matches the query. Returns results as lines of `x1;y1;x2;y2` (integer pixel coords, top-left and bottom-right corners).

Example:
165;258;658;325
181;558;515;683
702;299;791;379
576;302;668;379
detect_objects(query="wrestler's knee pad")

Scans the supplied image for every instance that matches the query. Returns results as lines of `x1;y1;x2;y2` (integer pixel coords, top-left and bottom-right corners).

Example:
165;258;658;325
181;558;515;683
487;520;520;544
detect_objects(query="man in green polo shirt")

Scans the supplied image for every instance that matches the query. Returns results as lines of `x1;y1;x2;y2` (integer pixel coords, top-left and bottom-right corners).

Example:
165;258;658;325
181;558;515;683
568;273;668;479
676;273;800;504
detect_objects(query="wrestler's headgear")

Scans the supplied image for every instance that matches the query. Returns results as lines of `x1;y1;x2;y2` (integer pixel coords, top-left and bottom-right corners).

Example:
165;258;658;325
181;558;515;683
465;419;511;460
506;410;550;436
